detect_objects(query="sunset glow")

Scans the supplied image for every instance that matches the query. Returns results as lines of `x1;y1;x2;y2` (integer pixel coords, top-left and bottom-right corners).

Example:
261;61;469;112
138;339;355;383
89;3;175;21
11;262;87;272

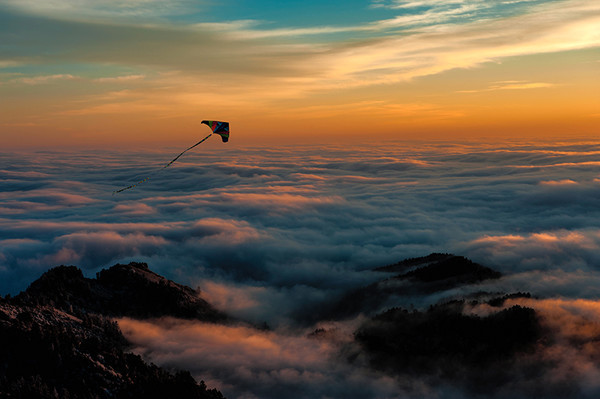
1;0;598;147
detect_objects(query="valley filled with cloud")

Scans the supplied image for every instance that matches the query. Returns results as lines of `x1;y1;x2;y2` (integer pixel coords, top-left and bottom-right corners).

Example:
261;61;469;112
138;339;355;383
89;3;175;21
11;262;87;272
3;139;600;397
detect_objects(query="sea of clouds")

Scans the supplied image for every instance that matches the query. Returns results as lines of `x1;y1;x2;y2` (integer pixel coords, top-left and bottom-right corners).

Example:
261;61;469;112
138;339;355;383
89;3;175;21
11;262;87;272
2;138;600;397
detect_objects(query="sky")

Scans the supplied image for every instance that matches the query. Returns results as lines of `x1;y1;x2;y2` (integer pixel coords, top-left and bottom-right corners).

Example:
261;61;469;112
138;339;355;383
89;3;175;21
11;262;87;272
2;1;600;398
0;0;599;147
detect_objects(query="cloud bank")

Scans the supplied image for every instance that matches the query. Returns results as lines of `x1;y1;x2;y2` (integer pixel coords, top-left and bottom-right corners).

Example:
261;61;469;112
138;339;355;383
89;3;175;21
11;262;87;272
1;139;600;312
3;139;600;396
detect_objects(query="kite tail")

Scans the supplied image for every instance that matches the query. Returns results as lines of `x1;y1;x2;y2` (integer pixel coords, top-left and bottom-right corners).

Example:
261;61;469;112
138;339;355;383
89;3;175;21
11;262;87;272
112;133;213;195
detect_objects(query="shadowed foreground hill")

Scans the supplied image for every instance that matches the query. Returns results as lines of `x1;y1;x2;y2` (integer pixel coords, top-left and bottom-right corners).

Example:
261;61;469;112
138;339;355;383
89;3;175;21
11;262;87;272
0;255;564;398
354;302;540;374
349;299;563;396
0;262;225;399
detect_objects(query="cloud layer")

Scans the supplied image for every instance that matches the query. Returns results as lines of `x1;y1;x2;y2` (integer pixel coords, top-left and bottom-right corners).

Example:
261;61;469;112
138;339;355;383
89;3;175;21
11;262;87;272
117;296;600;399
118;316;430;399
2;139;600;298
3;139;600;396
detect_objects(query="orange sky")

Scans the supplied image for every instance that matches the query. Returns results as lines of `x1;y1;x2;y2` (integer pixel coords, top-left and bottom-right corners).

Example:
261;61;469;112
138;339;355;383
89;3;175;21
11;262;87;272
0;0;598;148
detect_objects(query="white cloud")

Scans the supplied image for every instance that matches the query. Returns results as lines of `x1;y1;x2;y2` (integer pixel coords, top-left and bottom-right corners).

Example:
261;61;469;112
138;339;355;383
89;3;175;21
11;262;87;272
93;74;145;83
0;60;22;68
311;0;600;88
458;80;556;93
371;0;471;9
372;2;485;28
1;0;204;20
2;0;598;100
9;74;78;85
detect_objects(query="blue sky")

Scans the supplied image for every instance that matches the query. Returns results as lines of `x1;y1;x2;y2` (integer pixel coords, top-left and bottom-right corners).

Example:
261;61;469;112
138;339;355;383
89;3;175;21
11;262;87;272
0;0;585;75
0;0;558;28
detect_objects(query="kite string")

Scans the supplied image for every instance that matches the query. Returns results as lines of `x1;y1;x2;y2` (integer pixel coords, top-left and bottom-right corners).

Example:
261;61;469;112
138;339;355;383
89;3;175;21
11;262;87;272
162;133;213;170
112;133;213;195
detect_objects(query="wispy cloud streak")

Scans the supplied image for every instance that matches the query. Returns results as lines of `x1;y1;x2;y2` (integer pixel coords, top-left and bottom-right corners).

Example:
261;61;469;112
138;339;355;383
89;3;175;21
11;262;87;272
2;0;598;96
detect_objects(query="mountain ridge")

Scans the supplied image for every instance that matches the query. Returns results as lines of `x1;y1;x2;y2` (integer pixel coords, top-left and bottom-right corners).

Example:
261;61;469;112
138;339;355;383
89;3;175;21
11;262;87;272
1;254;543;398
15;262;228;322
1;262;227;399
310;253;503;322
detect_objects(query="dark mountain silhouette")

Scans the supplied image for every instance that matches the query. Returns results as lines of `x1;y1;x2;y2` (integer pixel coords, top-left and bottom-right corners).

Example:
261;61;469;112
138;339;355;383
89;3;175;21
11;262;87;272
397;255;500;282
487;292;532;307
353;300;544;393
311;254;503;322
15;262;228;322
355;301;540;370
1;262;226;399
394;255;501;292
0;256;552;398
374;252;455;273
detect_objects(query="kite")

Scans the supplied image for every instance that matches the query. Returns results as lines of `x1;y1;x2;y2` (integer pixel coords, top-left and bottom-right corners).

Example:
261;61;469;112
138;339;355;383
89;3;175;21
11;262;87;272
202;120;229;142
112;120;230;195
